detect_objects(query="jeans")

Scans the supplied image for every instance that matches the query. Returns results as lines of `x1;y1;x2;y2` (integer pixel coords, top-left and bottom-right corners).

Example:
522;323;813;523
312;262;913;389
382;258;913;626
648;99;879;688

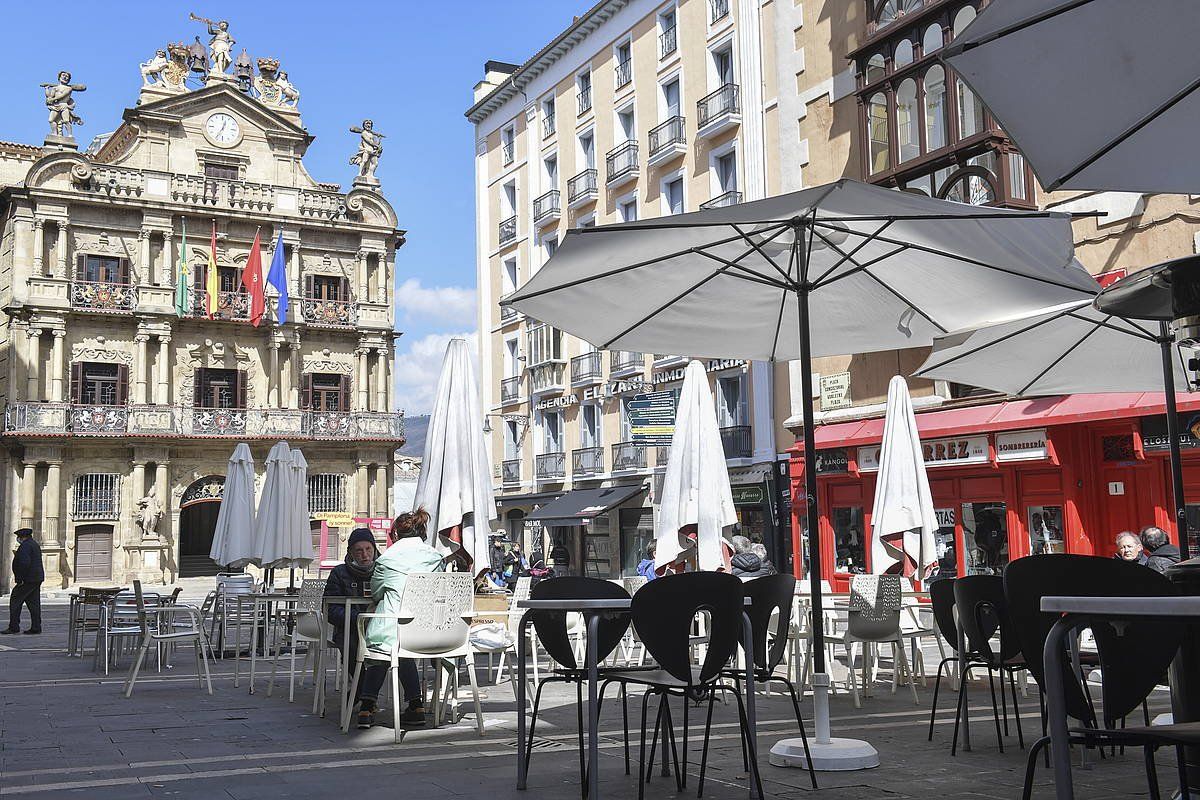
8;581;42;631
339;626;421;705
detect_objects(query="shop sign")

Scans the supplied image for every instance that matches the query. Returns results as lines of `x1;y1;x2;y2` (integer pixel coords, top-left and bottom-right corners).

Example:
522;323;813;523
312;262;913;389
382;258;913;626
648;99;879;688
534;394;579;411
814;448;848;474
314;512;355;528
630;390;676;446
731;485;766;505
857;434;989;472
582;379;650;400
995;428;1049;462
819;372;851;411
653;358;745;384
1141;414;1200;451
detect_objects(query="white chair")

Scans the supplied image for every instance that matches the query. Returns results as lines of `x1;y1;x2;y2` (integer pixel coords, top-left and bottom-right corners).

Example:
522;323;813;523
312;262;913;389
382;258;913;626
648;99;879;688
123;580;212;697
839;575;919;708
342;573;482;743
268;578;329;703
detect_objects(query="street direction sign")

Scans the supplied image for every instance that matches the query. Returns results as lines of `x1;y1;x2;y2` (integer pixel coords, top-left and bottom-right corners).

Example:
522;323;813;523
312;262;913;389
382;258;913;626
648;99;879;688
631;390;676;446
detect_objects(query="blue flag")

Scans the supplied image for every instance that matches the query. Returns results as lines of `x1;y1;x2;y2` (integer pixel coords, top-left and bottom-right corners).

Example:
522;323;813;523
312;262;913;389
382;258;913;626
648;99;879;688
267;230;288;323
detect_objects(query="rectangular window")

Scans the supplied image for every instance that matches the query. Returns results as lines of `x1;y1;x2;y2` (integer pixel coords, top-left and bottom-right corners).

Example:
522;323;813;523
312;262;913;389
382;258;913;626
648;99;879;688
502;181;517;216
527;323;563;366
578;71;593;114
716;374;748;426
659;9;678;57
203;162;240;180
665;177;684;215
617;107;636;143
307;473;346;514
543;410;563;452
716;151;738;192
832;506;865;572
501;125;515;165
713;47;734;86
195;367;244;409
544;235;558;260
579;133;595;169
307;274;348;301
620;199;638;222
543;97;556;136
502;258;518;294
72;362;126;406
580;403;601;448
663;79;681;118
504;419;520;460
963;501;1009;575
72;473;121;520
544;155;558;188
305;372;350;412
505;337;520;378
77;254;129;284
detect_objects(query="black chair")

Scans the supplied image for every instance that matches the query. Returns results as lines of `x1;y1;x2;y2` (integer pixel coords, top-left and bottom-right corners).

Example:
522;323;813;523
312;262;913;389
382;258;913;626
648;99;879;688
524;577;632;795
719;574;817;788
927;578;963;741
952;575;1027;755
1004;555;1190;800
606;572;762;800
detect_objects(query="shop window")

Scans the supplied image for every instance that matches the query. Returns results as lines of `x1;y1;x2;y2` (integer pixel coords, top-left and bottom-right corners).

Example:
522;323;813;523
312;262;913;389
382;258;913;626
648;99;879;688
868;93;890;174
933;507;958;579
832;506;866;572
620;508;654;576
962;501;1007;575
1028;505;1065;555
584;514;612;578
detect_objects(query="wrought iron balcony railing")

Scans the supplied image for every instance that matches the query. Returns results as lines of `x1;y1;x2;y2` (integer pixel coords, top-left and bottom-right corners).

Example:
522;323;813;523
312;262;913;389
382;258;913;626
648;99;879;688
649;116;686;157
533;190;561;223
660;26;677;58
719;425;753;459
699;190;744;210
502;142;514;165
572;446;604;476
567;169;598;205
500;376;521;404
710;0;730;22
610;350;644;373
615;59;632;89
605;141;639;184
499;215;518;245
502;458;521;485
698;83;741;129
536;451;566;480
301;297;359;327
611;441;647;471
70;281;136;313
571;352;602;384
578;87;592;115
191;289;250;321
543;114;556;138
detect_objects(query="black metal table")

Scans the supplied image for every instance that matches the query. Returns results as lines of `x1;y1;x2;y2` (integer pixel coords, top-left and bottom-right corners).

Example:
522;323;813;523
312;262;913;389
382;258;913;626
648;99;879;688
1041;595;1200;800
514;596;759;800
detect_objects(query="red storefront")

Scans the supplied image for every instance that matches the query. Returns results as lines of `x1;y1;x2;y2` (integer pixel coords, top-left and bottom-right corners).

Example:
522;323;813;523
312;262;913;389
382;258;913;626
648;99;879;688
788;393;1200;591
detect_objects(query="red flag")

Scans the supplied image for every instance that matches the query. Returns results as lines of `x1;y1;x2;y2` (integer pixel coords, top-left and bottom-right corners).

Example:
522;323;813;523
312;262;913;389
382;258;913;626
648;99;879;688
243;229;266;327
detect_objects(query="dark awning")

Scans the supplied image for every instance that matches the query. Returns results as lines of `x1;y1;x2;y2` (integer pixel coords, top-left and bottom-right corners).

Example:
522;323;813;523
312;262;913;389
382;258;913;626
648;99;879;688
526;483;647;527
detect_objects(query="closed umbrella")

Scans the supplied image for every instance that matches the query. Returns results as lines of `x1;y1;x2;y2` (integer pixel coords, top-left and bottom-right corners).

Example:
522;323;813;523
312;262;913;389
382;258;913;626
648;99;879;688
413;337;497;573
656;360;737;573
209;443;256;569
943;0;1200;193
253;441;312;571
870;377;938;579
507;178;1096;769
284;447;313;575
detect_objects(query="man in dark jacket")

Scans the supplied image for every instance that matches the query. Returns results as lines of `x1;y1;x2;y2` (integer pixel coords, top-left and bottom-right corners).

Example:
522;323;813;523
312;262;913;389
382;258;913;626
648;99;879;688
1141;526;1182;575
4;528;43;634
730;551;773;579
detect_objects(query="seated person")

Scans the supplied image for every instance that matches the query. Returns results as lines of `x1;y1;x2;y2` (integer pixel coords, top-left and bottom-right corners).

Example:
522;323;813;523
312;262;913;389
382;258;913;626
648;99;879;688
1114;531;1148;565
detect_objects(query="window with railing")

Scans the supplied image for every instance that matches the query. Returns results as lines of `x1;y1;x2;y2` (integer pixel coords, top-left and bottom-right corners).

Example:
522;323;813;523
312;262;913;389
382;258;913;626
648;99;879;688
499;215;518;244
192;264;249;320
194;367;245;409
72;473;120;520
533;189;561;221
577;72;593;115
571;351;602;383
615;59;632;89
501;125;515;165
610;351;644;373
660;25;677;58
501;375;521;403
567;168;598;203
302;373;350;412
710;0;730;22
698;84;740;128
649;116;686;155
526;323;564;367
307;473;346;514
203;161;241;181
605;141;639;183
71;362;127;406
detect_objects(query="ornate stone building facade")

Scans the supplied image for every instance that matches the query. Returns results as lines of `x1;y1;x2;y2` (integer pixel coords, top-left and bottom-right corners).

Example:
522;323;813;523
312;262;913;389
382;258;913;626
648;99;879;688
0;21;403;590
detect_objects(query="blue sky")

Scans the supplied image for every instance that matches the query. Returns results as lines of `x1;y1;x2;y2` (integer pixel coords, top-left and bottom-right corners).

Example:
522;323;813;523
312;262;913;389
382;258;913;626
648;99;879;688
1;1;585;414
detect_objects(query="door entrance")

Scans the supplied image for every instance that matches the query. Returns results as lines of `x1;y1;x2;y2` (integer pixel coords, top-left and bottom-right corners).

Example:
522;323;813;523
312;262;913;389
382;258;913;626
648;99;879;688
179;476;225;577
74;524;113;582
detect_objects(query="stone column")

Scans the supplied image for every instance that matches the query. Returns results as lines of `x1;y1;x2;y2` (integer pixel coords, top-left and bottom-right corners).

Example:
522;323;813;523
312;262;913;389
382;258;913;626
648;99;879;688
32;219;44;275
154;462;168;539
44;461;61;547
134;334;149;404
385;463;395;520
49;330;65;402
132;460;146;505
55;223;68;279
356;249;368;301
356;348;368;411
138;230;151;285
268;342;280;407
19;462;36;529
25;329;40;400
371;464;385;516
374;347;387;412
376;253;388;304
356;462;370;517
288;344;300;409
160;230;173;287
156;336;170;404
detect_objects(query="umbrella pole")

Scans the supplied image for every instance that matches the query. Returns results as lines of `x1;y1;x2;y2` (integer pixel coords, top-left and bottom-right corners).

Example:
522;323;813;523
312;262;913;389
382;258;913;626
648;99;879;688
1159;323;1191;559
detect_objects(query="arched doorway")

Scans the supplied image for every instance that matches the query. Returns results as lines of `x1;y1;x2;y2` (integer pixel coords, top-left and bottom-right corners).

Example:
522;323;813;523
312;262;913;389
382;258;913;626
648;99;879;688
179;476;225;577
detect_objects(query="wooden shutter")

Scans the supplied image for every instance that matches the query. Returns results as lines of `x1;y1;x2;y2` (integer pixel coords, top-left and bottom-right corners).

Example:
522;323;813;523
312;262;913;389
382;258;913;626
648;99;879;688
70;362;83;403
235;370;247;409
115;364;128;405
338;374;350;412
193;367;206;408
304;274;314;300
338;277;350;302
76;254;88;281
117;258;131;285
301;373;313;410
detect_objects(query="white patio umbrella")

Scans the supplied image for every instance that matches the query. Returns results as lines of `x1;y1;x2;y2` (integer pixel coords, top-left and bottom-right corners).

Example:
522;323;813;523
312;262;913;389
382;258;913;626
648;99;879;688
943;0;1200;193
283;447;313;576
506;178;1097;770
656;360;737;573
870;376;938;579
209;443;256;569
253;441;312;572
413;337;497;574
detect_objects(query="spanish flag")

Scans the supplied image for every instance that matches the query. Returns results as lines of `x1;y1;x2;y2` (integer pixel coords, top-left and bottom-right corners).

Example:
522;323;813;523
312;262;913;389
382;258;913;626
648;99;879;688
205;221;219;319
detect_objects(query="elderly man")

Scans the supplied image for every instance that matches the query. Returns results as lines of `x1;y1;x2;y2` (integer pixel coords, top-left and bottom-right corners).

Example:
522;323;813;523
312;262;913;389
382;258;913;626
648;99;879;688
4;528;43;635
1114;531;1148;566
1140;526;1182;574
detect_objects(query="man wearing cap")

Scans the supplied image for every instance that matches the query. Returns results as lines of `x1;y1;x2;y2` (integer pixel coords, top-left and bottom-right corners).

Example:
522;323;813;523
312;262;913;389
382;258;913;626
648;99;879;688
4;528;43;634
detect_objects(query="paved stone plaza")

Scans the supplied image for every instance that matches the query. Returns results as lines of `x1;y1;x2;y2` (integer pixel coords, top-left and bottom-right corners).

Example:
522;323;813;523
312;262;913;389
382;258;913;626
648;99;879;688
0;603;1174;799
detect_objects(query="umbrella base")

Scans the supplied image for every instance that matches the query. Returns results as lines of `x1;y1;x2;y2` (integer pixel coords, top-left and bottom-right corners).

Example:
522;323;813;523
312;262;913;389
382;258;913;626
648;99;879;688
769;737;879;772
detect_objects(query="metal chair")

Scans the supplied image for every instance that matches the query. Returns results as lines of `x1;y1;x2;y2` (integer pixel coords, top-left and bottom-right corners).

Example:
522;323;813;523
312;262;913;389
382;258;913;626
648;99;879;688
268;578;329;703
123;580;212;697
95;588;162;675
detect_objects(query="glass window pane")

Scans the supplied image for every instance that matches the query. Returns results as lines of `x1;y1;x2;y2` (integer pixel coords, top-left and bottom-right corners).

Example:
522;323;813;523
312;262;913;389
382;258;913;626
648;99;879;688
923;66;947;151
868;93;890;173
933;507;958;580
1028;505;1065;555
962;501;1007;575
866;53;886;84
952;5;977;36
894;39;914;68
957;78;985;138
1009;152;1028;200
832;506;865;572
896;79;919;162
922;23;942;55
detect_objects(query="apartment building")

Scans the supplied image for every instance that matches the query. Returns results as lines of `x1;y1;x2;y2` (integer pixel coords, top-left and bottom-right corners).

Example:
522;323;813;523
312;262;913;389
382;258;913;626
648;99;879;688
468;0;797;577
782;0;1200;587
0;31;404;590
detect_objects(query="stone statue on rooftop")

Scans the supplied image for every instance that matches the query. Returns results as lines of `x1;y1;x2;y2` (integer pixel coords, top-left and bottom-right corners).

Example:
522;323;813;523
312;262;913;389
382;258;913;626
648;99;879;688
349;119;384;181
140;50;170;86
41;71;86;139
190;13;234;74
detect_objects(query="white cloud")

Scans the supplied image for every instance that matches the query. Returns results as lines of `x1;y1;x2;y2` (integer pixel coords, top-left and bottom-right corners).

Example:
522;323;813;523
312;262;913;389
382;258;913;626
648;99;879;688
394;279;475;322
393;330;478;415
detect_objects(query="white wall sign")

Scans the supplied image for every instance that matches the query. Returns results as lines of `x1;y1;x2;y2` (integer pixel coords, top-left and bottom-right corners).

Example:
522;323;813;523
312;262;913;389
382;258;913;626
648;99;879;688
653;358;745;384
858;434;990;472
819;371;851;410
995;428;1049;462
534;395;579;411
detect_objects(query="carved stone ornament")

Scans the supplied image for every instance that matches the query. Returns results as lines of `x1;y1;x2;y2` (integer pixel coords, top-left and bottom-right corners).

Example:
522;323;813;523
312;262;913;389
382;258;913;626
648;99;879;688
71;345;134;366
180;475;225;506
253;57;283;106
302;357;354;375
73;230;135;259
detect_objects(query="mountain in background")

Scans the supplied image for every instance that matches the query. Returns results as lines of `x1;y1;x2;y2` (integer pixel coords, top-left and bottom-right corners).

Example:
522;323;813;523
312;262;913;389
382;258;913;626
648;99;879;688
399;414;429;457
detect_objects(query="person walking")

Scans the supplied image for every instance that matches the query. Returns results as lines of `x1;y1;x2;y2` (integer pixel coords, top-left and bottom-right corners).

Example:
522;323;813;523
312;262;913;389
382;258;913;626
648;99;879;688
4;528;43;635
1140;526;1182;575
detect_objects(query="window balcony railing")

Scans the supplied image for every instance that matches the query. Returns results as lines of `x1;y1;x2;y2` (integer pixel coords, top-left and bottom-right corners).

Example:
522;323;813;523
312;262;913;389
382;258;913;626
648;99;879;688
70;281;136;313
567;168;598;207
699;190;744;210
543;114;556;138
572;446;604;477
301;410;353;438
656;445;672;467
710;0;730;23
499;215;518;246
500;376;522;405
719;425;753;459
533;189;561;225
610;350;644;375
529;363;566;396
648;116;687;166
611;441;647;471
191;289;250;321
502;142;514;165
660;26;677;58
70;404;129;435
301;297;359;328
502;458;521;485
570;352;602;385
536;451;566;480
500;303;519;324
615;59;632;89
697;84;741;135
578;87;592;116
605;141;639;186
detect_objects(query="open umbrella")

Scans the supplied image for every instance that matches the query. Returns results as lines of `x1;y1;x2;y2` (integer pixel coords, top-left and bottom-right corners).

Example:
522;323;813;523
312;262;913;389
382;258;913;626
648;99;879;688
253;441;312;573
656;360;737;573
943;0;1200;193
413;337;497;574
209;443;256;569
507;178;1097;768
870;377;938;579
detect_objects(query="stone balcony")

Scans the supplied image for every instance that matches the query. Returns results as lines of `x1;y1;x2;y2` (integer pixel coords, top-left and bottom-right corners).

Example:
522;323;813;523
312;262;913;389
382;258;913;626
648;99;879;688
3;402;404;442
300;297;359;328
